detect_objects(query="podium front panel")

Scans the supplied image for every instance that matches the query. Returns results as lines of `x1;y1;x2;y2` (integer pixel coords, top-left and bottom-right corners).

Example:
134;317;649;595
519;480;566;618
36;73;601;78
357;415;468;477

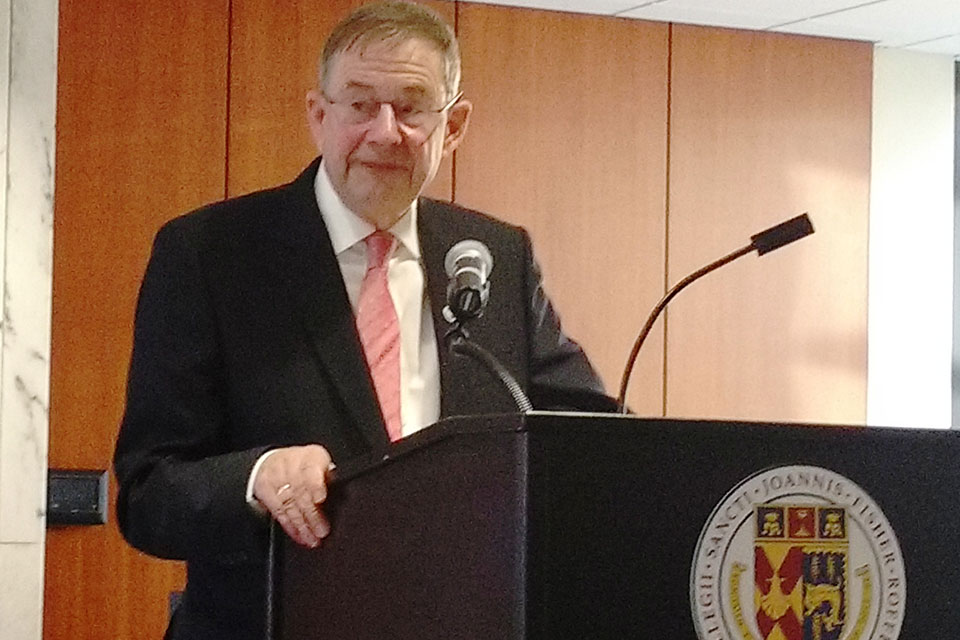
523;416;958;638
275;420;529;639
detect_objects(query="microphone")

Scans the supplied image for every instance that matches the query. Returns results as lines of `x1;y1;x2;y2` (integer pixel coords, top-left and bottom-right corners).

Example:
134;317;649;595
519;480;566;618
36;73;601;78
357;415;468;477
441;239;532;412
444;239;494;322
617;213;814;412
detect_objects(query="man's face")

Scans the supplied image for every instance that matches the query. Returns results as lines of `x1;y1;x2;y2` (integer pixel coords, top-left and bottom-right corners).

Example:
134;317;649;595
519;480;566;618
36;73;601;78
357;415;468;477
306;37;471;228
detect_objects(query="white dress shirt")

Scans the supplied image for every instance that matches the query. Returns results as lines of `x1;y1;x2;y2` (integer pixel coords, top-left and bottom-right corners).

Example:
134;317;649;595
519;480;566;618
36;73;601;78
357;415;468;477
314;161;441;436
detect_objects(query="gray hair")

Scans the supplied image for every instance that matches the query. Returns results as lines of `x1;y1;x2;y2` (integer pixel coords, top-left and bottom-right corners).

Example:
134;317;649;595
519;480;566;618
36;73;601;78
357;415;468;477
320;1;461;100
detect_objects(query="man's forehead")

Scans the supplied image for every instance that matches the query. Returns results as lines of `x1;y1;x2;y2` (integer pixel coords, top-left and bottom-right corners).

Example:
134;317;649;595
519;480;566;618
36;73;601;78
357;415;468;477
326;36;445;87
341;32;443;58
339;80;430;99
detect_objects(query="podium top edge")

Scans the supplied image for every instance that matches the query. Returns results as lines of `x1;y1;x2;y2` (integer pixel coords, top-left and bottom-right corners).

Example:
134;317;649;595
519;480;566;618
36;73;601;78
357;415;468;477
330;413;958;484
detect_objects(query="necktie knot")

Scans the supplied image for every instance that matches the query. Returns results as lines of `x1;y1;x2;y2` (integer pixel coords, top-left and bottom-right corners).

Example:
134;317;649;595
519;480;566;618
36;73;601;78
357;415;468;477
365;231;394;270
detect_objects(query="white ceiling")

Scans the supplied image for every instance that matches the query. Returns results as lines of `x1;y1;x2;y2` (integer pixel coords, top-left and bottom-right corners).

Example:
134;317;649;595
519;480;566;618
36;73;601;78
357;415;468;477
466;0;960;58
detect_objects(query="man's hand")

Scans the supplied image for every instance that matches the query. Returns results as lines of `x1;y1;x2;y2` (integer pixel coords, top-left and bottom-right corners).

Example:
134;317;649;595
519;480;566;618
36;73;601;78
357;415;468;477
252;445;334;548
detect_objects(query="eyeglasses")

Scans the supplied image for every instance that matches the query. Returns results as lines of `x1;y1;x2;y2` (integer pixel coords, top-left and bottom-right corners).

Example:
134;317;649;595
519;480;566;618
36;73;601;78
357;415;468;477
323;90;464;136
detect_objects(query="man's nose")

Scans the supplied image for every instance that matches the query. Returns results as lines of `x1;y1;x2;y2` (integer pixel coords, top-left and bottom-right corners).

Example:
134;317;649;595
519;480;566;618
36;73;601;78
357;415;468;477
366;103;404;144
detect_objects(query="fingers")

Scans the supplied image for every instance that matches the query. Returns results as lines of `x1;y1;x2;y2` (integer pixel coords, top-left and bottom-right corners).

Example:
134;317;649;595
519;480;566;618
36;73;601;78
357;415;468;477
252;445;335;548
300;454;331;506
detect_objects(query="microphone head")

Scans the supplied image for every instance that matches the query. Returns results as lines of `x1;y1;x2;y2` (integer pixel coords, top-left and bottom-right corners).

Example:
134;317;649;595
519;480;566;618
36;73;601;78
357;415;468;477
750;213;814;256
444;239;494;277
444;240;494;322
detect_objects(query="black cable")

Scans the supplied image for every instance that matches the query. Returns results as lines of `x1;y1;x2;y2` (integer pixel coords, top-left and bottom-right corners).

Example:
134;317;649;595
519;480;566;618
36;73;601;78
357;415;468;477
445;325;533;413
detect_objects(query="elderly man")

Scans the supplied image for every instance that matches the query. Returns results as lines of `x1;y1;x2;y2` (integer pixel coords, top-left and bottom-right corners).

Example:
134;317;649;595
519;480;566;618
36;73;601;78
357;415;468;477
114;2;610;638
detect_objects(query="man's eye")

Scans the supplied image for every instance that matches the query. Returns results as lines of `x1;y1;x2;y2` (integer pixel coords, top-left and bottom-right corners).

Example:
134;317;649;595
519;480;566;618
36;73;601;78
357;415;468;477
347;101;379;118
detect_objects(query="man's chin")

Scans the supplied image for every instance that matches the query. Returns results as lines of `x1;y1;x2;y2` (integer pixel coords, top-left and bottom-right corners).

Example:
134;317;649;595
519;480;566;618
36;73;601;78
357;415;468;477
351;170;422;197
345;187;421;227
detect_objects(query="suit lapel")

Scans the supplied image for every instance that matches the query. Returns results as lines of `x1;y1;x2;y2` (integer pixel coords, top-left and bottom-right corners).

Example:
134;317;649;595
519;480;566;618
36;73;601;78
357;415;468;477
266;161;389;451
418;199;473;419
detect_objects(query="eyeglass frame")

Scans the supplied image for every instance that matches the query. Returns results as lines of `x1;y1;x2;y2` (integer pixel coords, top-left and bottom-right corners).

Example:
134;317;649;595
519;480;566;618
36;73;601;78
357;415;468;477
320;89;465;137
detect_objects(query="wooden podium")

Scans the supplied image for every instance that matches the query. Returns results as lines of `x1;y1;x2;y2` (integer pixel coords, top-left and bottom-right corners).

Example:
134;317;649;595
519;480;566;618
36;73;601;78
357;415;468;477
271;413;960;638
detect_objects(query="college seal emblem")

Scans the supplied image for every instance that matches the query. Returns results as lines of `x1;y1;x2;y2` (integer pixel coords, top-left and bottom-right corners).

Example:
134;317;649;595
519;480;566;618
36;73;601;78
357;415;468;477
691;465;906;640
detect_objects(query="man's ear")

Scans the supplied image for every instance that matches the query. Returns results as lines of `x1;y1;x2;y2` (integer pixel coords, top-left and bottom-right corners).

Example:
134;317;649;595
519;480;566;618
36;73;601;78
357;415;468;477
442;98;472;156
305;89;326;152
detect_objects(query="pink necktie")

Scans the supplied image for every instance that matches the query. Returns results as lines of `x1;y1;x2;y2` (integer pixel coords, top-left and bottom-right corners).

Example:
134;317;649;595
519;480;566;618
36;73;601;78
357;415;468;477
356;231;402;441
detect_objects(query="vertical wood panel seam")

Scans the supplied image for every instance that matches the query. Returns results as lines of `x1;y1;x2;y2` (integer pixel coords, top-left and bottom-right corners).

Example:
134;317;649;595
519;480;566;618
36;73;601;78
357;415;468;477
661;23;673;418
223;0;233;200
451;0;459;203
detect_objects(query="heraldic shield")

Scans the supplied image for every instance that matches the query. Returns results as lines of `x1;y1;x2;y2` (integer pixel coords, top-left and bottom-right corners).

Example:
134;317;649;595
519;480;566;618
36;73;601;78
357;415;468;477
754;505;848;640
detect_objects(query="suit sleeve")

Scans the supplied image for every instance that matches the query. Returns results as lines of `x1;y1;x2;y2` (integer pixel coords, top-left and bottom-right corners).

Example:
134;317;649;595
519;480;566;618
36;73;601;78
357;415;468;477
521;232;619;412
113;219;270;564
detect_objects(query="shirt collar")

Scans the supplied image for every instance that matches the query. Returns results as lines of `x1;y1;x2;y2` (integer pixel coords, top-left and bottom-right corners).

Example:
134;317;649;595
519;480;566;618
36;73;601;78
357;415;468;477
315;159;420;258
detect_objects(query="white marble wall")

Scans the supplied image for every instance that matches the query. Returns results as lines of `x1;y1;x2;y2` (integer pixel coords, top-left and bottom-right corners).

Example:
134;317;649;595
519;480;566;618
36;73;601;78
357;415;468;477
0;0;57;638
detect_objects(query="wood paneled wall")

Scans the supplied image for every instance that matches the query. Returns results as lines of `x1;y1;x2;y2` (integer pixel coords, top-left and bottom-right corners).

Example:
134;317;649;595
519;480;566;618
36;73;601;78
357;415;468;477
46;2;872;638
47;1;229;638
455;5;669;413
666;26;872;422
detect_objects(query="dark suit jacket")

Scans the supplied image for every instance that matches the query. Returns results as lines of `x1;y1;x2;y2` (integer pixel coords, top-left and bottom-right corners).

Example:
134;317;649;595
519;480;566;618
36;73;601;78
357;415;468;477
113;159;610;639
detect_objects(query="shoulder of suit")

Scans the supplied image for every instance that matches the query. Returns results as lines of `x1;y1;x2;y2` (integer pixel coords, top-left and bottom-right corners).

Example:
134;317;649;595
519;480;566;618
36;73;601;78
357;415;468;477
161;183;293;237
159;159;319;239
419;197;527;239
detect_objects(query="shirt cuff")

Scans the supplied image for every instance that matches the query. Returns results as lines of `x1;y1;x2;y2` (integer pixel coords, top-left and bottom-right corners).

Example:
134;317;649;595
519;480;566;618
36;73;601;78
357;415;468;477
245;449;281;516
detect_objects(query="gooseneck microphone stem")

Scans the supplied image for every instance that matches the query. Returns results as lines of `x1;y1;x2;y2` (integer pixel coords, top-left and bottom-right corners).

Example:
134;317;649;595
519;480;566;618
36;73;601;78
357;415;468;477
616;213;815;414
445;323;534;413
616;244;753;413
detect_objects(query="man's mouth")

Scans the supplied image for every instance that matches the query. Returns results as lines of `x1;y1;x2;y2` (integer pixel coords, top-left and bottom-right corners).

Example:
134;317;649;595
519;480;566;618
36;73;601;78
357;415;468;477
357;160;409;172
